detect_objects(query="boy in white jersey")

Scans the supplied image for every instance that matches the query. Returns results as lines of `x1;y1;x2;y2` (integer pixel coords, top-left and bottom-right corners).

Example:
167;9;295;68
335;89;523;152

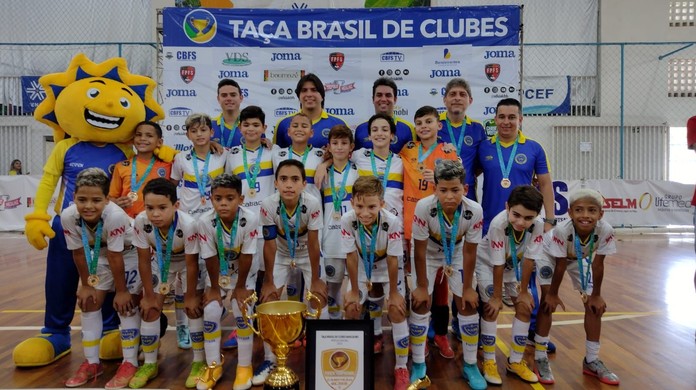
475;185;544;386
254;159;327;385
410;160;484;389
63;168;142;389
130;179;205;389
321;124;358;320
539;189;619;386
197;174;259;390
224;105;273;349
342;176;408;390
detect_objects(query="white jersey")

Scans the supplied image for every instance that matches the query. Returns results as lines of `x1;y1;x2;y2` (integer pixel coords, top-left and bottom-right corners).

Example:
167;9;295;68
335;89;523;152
226;144;275;217
412;194;483;262
340;209;403;260
351;148;404;219
62;201;133;265
260;192;323;260
272;145;324;201
321;162;360;258
479;210;545;268
197;207;259;272
545;218;616;260
133;209;199;263
171;149;228;219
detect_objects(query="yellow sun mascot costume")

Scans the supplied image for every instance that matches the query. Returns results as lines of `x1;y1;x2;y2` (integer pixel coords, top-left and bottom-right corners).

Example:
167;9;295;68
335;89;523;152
13;53;172;367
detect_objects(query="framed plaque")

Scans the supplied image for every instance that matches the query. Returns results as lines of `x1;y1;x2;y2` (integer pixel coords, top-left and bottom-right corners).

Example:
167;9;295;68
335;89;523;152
305;319;374;390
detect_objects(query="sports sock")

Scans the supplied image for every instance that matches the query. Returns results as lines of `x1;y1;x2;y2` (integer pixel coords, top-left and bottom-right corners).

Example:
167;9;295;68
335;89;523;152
81;310;102;364
409;311;430;364
510;318;530;363
480;318;497;361
203;301;223;365
458;313;479;365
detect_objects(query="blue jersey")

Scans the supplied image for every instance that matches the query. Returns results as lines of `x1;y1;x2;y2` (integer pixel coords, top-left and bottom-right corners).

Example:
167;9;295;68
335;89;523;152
477;131;550;235
273;110;347;148
211;114;243;149
439;112;487;201
354;116;415;154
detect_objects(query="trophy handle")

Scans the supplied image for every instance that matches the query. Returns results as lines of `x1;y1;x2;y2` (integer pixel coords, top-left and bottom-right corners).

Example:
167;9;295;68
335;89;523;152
304;290;322;320
240;292;261;336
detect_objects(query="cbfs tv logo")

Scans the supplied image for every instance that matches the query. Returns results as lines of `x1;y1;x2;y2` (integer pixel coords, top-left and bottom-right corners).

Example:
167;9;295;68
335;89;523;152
183;9;217;44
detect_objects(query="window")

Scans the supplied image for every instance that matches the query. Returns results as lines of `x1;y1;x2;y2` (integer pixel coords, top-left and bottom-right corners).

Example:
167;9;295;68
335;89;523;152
668;58;695;97
670;1;695;27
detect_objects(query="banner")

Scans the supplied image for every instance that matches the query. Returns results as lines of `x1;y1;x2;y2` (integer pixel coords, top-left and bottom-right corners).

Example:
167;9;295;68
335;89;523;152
0;176;59;231
161;6;522;148
521;76;571;115
20;76;46;113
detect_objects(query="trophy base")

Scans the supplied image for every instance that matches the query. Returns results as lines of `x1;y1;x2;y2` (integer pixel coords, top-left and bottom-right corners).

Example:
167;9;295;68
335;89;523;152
263;366;300;390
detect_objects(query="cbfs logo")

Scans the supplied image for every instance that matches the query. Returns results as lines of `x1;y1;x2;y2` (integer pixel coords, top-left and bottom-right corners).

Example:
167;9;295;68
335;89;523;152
380;52;405;62
329;52;345;71
485;63;500;82
183;9;217;44
180;66;195;84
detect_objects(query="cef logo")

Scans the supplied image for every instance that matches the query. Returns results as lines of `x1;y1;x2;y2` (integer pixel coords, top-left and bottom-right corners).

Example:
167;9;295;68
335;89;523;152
183;9;217;44
180;66;195;83
485;63;501;82
329;52;345;71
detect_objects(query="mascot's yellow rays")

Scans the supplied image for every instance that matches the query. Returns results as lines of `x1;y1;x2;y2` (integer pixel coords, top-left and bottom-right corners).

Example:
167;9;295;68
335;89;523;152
14;53;171;368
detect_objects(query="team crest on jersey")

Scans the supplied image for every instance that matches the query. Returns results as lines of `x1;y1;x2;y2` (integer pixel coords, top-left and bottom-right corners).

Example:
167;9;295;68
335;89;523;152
515;153;527;164
390;207;399;216
464;210;473;220
316;149;324;157
363;149;371;157
212;218;218;227
540;265;553;279
406;141;415;149
301;205;307;213
464;135;474;146
176;229;183;238
157;168;166;177
278;150;287;157
240;217;247;227
122;160;130;166
322;128;330;138
144;224;153;233
231;147;240;154
382;222;389;231
325;265;336;277
352;221;358;230
429;208;437;217
186;154;192;160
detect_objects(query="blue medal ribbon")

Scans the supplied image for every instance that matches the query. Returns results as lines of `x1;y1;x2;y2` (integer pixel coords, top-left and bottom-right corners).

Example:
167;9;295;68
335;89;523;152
329;163;351;215
358;214;380;283
243;144;264;192
417;143;438;165
216;212;239;278
80;219;103;277
280;196;303;260
495;135;519;183
436;202;461;269
574;230;595;294
191;149;211;201
370;151;392;191
219;116;239;148
130;156;156;194
508;225;526;282
446;118;467;155
154;212;178;285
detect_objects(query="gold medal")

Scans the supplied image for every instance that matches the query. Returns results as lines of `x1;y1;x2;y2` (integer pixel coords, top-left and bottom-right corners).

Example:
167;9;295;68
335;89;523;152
366;280;373;291
333;211;341;220
219;275;231;288
290;260;296;269
127;191;138;202
581;292;588;303
248;188;256;198
201;198;207;205
417;163;426;172
159;283;170;295
87;274;100;287
500;178;511;188
443;265;453;277
515;283;522;294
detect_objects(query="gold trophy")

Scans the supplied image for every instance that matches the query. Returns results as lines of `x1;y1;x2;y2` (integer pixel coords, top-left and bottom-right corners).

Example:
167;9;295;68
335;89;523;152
242;292;322;390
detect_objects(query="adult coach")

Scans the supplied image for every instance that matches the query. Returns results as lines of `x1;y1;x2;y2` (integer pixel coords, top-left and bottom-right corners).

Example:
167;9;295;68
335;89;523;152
273;73;347;148
354;77;415;153
211;78;245;149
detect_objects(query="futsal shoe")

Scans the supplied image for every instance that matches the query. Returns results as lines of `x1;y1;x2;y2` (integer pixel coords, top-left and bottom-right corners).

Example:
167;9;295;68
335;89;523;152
222;329;238;349
196;355;224;390
13;332;71;367
65;360;104;387
232;365;253;390
462;362;487;390
185;361;207;388
394;367;410;390
431;334;454;359
583;358;620;385
408;362;430;389
506;358;538;383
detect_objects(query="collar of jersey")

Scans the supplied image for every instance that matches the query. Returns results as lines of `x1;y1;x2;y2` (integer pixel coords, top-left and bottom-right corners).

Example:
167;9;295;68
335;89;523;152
490;130;527;146
441;202;463;226
296;110;329;125
216;114;239;129
360;212;381;237
439;111;472;127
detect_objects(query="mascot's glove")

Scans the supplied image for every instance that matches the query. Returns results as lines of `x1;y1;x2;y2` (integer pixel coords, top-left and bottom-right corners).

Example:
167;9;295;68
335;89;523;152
25;211;55;250
154;145;178;163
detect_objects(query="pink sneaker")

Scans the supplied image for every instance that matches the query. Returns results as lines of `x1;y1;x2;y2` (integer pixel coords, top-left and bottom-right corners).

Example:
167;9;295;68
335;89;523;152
394;367;410;390
66;360;104;387
105;361;137;389
432;334;455;359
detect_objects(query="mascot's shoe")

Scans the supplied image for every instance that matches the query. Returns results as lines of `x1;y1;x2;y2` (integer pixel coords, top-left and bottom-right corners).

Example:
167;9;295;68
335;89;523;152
100;329;123;360
13;333;71;367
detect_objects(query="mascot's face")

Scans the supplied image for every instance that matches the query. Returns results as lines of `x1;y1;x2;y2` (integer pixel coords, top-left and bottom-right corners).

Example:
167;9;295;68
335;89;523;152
54;77;145;143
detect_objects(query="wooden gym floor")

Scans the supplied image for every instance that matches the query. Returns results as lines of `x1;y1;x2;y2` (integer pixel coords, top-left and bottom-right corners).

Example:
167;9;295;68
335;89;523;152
0;232;694;389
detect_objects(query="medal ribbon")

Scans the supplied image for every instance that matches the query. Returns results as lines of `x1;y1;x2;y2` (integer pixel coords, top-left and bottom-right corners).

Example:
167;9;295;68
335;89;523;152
417;143;438;165
436;202;461;269
280;196;303;260
191;149;211;201
130;156;156;194
329;163;351;215
216;213;239;277
574;231;595;294
220;117;239;148
495;135;519;183
80;219;103;277
370;151;392;191
243;144;264;193
288;145;311;167
154;212;178;285
508;225;526;282
358;214;380;283
446;119;467;155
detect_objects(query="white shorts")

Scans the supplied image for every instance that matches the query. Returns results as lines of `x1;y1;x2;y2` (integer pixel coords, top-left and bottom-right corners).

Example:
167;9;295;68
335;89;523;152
272;253;315;294
534;254;594;294
324;257;347;284
425;258;476;298
206;253;259;293
151;258;207;294
475;259;522;303
94;248;141;294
